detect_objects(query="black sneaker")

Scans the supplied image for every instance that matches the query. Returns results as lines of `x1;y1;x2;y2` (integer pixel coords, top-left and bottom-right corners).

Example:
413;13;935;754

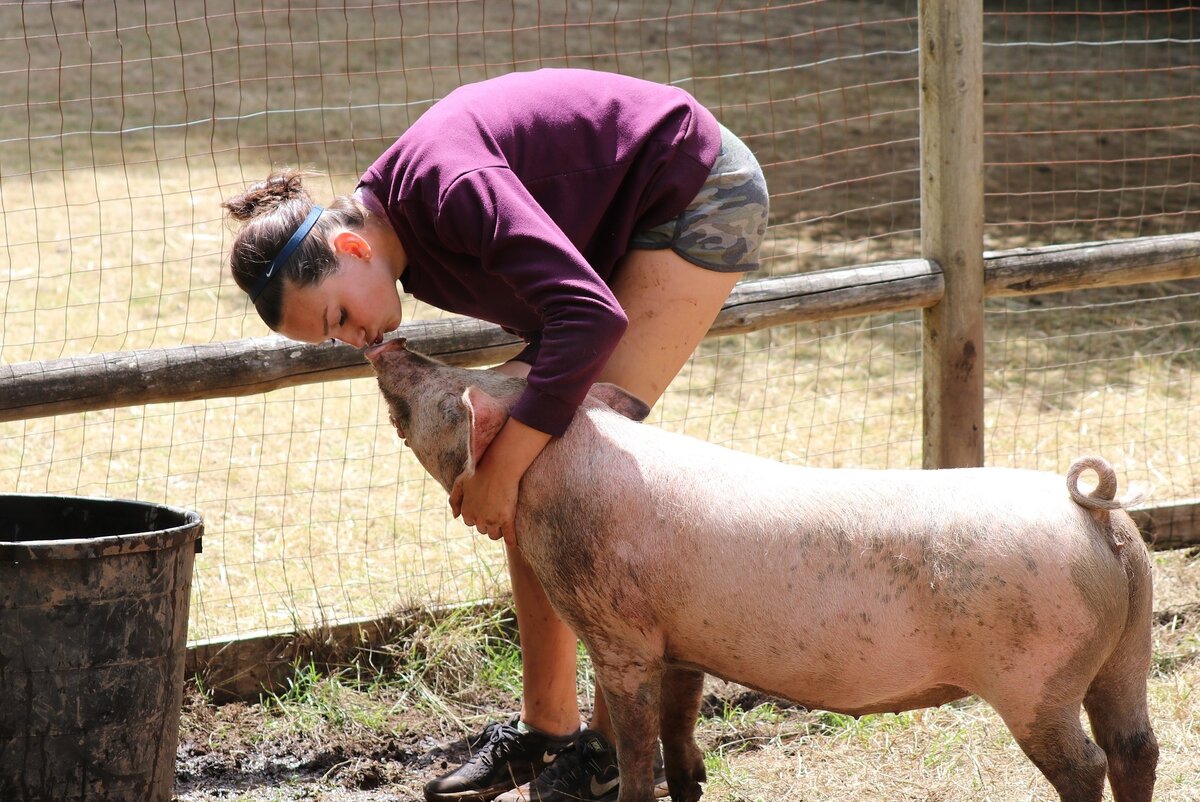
494;729;668;802
424;716;578;802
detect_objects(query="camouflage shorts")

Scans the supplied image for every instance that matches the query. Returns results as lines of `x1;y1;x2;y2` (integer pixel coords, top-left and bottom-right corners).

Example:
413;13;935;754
629;123;769;272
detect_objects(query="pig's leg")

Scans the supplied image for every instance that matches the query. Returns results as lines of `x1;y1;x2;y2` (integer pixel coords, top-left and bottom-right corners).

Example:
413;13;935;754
1083;667;1158;802
591;659;663;802
999;702;1108;802
1082;569;1157;802
659;667;706;802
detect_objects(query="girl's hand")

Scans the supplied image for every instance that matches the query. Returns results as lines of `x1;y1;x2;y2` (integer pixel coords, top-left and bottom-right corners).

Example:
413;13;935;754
450;416;551;546
451;455;520;544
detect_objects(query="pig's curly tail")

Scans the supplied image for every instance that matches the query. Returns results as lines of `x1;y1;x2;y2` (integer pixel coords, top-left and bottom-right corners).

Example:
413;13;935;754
1067;456;1124;512
1066;456;1146;552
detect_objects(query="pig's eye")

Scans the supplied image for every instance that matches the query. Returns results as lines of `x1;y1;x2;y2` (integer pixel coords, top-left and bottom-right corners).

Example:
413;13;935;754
389;411;407;439
438;394;464;424
380;390;411;439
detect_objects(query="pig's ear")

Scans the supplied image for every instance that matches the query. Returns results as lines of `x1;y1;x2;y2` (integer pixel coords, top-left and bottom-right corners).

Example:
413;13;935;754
462;386;510;471
590;382;651;422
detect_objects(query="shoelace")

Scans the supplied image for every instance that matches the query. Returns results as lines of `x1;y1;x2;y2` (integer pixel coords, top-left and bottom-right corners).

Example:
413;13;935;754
467;722;522;769
468;720;501;748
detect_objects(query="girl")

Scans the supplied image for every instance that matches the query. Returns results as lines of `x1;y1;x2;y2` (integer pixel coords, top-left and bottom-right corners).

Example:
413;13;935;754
224;68;767;802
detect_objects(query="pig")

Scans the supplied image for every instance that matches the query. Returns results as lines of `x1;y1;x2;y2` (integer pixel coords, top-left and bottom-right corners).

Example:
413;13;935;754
365;338;1157;802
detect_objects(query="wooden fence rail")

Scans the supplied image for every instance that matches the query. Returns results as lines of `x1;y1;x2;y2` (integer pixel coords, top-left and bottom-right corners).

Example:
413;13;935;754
3;232;1198;424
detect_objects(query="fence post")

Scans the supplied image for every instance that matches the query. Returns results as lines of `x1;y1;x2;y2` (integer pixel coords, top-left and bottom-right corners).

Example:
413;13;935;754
919;0;985;469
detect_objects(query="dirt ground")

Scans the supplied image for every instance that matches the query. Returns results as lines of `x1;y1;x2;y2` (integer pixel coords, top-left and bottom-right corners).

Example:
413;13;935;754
172;676;786;802
175;695;438;802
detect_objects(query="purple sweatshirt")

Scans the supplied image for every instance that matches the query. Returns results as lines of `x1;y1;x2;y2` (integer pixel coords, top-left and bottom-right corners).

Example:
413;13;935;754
357;68;720;436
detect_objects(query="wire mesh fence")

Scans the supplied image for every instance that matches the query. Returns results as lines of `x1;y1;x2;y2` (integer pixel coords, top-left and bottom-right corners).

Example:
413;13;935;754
1;1;1197;644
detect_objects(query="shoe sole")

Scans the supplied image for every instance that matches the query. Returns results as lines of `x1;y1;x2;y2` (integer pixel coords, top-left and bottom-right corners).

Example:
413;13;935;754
425;783;514;802
492;777;669;801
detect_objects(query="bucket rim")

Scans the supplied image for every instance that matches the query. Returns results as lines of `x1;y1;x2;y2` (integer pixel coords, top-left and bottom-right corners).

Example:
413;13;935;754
0;493;203;561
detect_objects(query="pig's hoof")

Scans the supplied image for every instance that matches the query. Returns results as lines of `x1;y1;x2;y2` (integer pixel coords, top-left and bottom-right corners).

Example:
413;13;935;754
666;769;704;802
665;747;706;802
666;779;703;802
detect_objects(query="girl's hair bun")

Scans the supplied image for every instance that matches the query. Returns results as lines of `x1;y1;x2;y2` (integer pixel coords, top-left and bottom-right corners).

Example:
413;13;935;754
222;168;313;222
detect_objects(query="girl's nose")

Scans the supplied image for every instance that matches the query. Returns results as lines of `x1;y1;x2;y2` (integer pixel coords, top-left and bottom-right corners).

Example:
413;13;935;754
334;329;367;348
339;320;366;348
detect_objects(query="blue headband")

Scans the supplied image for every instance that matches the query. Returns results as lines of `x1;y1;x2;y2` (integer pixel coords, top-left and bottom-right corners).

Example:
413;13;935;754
249;205;324;302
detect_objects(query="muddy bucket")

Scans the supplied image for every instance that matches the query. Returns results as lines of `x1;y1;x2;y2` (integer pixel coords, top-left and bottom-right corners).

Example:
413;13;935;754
0;494;203;801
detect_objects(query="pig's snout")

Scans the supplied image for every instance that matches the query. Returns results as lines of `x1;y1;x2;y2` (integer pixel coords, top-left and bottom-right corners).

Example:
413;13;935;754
364;337;407;363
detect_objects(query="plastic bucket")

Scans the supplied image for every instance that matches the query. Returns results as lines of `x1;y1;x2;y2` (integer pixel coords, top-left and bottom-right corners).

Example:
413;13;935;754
0;494;203;801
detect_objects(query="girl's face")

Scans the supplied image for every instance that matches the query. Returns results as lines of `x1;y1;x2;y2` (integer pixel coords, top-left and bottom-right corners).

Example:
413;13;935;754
276;234;404;348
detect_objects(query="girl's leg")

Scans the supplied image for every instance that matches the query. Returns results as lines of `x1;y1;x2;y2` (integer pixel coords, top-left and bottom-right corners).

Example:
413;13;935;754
489;360;584;737
507;246;741;742
596;247;741;405
505;540;584;736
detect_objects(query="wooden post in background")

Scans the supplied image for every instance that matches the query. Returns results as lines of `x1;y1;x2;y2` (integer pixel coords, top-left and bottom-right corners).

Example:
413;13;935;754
919;0;985;469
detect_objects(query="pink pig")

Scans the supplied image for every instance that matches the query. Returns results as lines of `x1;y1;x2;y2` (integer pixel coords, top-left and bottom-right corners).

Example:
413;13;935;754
366;338;1156;802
